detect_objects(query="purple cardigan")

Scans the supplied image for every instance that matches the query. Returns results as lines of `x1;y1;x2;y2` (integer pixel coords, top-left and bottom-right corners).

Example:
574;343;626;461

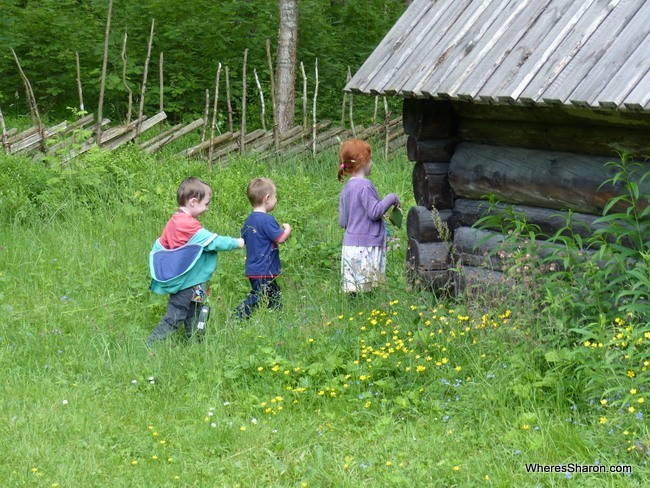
339;177;399;247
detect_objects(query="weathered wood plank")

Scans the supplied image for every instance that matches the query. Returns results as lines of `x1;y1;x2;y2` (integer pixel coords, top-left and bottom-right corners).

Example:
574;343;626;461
543;0;648;105
209;128;270;161
56;114;95;139
11;121;67;154
407;239;451;271
453;265;508;296
422;0;533;98
180;131;239;157
250;132;276;152
388;134;408;154
347;0;436;94
347;0;648;111
255;121;330;154
275;126;304;146
412;161;455;210
450;0;553;100
458;117;650;156
387;128;405;144
7;126;39;145
517;0;619;104
60;116;145;159
489;0;597;103
406;205;453;243
453;226;506;268
140;123;183;149
388;0;476;96
448;142;649;214
623;68;650;111
313;128;354;153
60;117;138;164
210;140;241;162
453;198;601;237
42;117;109;156
243;128;268;145
406;0;513;96
100;116;146;141
452;98;650;128
594;30;650;109
256;120;332;156
475;0;577;102
101;112;167;150
143;119;205;154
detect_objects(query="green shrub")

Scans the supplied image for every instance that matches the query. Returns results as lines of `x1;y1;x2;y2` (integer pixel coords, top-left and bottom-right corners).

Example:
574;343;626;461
474;155;649;421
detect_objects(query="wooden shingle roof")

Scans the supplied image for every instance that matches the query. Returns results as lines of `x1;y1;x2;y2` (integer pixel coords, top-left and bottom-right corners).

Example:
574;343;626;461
346;0;650;112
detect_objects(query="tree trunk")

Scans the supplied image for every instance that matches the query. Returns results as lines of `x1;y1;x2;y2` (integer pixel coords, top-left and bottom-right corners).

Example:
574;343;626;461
276;0;298;134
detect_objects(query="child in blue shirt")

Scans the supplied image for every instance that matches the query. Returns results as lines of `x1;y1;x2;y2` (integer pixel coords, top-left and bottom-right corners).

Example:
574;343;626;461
235;178;292;319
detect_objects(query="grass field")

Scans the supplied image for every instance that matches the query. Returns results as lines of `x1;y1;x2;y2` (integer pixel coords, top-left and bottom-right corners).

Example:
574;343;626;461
0;143;648;487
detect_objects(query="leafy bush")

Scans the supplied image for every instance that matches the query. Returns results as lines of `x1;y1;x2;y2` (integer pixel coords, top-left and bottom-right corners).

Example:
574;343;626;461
474;155;649;425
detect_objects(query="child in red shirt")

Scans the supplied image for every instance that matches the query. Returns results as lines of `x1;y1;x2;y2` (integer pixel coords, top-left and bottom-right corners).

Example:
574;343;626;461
148;177;244;344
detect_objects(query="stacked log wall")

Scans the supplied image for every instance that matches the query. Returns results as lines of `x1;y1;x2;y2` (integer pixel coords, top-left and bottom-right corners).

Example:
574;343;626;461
403;98;650;295
403;99;458;291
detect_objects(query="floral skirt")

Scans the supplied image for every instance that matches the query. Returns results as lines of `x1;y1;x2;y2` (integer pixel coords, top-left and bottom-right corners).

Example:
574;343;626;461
341;245;386;293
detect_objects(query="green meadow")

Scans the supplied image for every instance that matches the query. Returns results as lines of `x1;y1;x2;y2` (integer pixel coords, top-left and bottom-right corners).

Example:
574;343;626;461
0;143;648;487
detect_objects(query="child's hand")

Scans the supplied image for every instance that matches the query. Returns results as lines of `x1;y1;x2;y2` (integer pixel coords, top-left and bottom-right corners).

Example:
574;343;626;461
237;238;245;248
277;223;292;243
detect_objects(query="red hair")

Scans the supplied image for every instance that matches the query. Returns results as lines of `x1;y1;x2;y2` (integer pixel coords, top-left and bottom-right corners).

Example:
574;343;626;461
338;139;372;181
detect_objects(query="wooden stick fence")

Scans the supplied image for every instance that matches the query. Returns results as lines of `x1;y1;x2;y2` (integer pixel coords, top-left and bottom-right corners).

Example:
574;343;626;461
3;30;407;163
1;108;405;163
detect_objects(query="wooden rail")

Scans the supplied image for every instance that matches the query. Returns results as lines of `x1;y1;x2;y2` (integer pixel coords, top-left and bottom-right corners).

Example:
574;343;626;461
2;113;406;162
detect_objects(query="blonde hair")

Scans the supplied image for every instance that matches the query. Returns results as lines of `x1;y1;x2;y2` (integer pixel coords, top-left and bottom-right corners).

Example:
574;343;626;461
247;177;276;206
177;177;213;206
338;138;372;181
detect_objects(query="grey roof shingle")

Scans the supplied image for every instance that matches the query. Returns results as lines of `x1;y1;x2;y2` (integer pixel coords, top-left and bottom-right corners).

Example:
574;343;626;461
346;0;650;112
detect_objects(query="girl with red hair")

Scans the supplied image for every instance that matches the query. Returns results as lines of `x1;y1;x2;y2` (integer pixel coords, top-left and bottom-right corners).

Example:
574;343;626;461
338;139;401;294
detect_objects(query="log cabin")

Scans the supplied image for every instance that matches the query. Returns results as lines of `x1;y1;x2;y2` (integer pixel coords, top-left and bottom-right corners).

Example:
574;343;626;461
345;0;650;293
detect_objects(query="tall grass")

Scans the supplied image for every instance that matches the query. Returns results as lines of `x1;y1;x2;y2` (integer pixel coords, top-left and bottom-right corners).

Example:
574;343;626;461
0;146;647;486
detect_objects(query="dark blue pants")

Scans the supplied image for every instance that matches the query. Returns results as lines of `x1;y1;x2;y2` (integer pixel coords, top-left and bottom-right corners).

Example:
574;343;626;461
235;278;281;319
148;287;200;344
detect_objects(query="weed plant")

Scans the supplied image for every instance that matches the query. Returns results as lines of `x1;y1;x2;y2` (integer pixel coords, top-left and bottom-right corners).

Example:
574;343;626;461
0;146;648;486
473;155;650;471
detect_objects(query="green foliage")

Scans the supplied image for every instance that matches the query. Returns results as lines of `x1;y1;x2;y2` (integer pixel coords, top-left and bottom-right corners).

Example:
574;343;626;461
1;147;649;485
0;0;406;124
473;155;650;446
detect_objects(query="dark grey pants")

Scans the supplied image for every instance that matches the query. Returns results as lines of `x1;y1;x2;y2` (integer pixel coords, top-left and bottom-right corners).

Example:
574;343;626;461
147;287;200;344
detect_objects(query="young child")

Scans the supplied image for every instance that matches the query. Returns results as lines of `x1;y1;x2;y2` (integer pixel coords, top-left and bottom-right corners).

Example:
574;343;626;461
148;177;244;344
235;178;291;319
338;139;400;294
